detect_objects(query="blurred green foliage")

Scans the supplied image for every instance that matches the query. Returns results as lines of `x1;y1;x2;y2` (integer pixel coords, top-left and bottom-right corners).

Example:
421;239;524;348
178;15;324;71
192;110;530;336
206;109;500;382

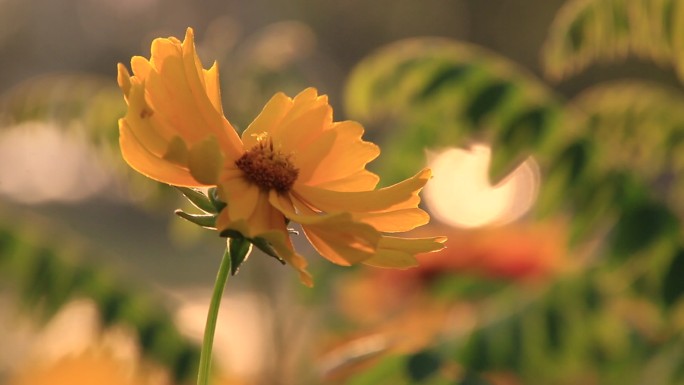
340;0;684;384
542;0;684;82
0;217;200;382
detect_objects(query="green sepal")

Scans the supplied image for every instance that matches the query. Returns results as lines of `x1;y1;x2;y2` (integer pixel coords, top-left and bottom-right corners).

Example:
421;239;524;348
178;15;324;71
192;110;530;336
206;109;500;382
219;228;286;265
227;237;252;275
208;187;227;212
175;187;217;214
219;229;242;239
174;210;217;229
251;237;285;264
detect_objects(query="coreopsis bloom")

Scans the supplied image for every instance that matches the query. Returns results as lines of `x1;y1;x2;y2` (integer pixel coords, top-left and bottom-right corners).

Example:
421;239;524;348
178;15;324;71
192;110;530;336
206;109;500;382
117;28;445;286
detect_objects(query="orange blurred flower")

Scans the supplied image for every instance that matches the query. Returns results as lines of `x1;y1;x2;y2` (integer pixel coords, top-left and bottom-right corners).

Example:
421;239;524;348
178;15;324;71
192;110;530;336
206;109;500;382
332;221;570;345
322;222;569;382
410;222;569;281
358;221;571;294
117;28;445;285
9;350;156;385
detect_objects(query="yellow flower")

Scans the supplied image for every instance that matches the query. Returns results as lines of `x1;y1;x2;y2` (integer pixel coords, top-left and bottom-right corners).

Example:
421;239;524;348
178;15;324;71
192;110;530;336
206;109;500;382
117;28;445;286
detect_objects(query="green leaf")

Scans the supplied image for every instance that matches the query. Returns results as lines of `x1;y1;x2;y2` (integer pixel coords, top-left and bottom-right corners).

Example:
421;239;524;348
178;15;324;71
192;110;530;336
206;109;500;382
99;287;130;326
611;200;679;260
414;63;473;101
219;228;241;239
176;187;217;213
544;301;564;351
250;236;285;263
499;106;552;150
174;210;217;229
345;37;564;184
459;373;494;385
553;138;594;187
662;247;684;306
218;228;285;264
535;137;595;219
406;351;442;382
542;0;684;81
228;237;252;275
209;187;227;212
465;81;514;127
0;227;19;266
461;330;491;371
570;82;684;210
345;355;407;385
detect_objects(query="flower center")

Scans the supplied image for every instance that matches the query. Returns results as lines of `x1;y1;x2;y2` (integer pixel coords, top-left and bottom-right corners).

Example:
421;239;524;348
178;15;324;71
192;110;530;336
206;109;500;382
235;139;298;193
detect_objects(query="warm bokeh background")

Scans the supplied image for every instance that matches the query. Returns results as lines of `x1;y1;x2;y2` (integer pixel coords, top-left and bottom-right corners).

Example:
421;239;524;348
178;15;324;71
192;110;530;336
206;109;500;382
2;1;684;384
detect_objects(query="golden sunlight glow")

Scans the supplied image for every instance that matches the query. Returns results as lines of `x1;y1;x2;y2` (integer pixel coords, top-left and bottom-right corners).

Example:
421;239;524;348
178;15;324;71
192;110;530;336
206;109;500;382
423;144;540;228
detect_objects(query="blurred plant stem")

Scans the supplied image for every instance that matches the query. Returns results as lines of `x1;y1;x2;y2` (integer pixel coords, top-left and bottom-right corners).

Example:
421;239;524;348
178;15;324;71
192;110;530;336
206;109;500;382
197;239;250;385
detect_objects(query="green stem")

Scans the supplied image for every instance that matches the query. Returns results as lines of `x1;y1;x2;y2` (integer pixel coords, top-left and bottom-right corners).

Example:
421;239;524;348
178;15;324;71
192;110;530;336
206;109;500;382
196;246;233;385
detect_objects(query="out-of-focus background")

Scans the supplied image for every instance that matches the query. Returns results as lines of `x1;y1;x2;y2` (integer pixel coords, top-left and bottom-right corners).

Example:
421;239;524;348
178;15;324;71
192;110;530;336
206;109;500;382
2;0;684;384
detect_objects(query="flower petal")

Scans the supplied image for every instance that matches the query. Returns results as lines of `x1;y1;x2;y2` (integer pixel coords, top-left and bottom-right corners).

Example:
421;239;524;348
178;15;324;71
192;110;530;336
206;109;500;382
221;177;260;228
119;119;201;186
298;121;380;190
122;28;243;164
215;201;313;287
131;56;152;82
242;88;331;151
217;187;285;238
257;230;313;287
362;249;418;269
179;28;243;159
312;169;380;192
302;223;378;265
122;81;169;156
276;104;332;153
354;208;430;232
378;235;448;253
278;88;325;130
204;62;225;115
188;135;224;184
155;41;227;145
162;136;189;165
241;92;293;149
270;192;381;265
363;236;447;268
295;168;431;213
117;63;132;98
290;128;337;178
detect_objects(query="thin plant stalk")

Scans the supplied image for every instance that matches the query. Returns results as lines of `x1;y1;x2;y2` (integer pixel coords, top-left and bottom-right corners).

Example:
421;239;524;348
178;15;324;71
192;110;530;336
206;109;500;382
197;248;233;385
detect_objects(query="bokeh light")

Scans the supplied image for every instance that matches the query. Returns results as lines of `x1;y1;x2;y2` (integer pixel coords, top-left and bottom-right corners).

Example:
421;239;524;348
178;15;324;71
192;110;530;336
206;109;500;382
423;144;540;228
0;122;113;204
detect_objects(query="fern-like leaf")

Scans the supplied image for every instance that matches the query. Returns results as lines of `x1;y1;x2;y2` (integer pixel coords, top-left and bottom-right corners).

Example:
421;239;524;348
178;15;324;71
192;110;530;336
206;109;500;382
345;38;568;184
542;0;682;81
343;35;684;385
569;81;684;213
